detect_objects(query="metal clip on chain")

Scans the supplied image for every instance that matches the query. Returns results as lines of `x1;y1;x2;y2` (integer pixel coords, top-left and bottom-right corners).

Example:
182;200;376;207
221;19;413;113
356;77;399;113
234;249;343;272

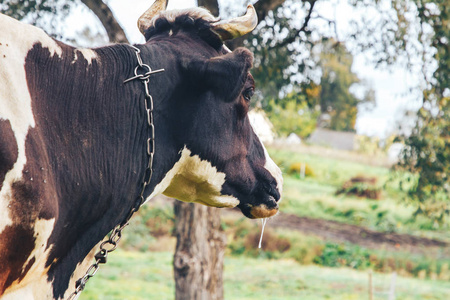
123;45;165;83
67;45;164;300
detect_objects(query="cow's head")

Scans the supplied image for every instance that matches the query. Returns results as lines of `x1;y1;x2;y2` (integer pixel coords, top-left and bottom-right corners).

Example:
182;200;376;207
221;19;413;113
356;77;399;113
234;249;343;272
140;0;282;219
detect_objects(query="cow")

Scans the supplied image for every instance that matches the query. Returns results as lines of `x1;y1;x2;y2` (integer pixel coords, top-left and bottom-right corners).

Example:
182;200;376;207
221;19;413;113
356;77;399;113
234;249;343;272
0;0;283;299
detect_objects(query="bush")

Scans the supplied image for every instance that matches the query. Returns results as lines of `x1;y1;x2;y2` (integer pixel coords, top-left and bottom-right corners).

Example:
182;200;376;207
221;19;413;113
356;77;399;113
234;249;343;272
265;97;319;139
244;230;291;253
336;175;382;200
313;243;373;269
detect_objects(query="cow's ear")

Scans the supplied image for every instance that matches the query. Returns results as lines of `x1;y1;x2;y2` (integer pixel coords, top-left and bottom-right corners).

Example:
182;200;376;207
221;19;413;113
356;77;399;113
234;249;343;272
185;48;253;102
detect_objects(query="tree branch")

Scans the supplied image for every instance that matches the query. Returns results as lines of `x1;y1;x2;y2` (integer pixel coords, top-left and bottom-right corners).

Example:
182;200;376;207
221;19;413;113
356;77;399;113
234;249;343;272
268;0;317;50
197;0;220;17
313;14;340;41
254;0;286;22
80;0;129;44
225;0;287;50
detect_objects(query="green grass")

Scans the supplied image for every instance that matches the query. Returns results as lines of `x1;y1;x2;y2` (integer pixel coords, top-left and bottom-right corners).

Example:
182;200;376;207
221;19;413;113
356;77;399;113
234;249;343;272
80;250;450;300
268;147;390;187
80;251;174;300
267;147;450;240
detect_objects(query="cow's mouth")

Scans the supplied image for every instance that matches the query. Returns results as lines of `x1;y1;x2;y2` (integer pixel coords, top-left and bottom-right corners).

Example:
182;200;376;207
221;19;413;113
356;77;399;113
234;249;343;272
238;193;279;219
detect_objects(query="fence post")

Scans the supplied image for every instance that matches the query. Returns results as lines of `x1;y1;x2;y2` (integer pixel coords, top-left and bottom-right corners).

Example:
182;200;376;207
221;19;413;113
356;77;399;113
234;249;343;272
368;271;373;300
300;162;306;179
388;272;397;300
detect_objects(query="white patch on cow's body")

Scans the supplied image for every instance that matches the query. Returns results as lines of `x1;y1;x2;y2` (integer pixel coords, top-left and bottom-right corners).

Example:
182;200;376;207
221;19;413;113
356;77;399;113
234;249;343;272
22;219;56;273
2;218;56;300
146;147;239;208
0;14;62;233
1;283;53;300
72;48;97;65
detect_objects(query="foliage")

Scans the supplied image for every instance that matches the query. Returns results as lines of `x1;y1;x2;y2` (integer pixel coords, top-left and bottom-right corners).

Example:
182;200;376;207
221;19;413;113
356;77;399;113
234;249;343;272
316;41;375;131
265;93;319;138
395;108;450;222
387;0;450;223
244;1;316;104
245;3;375;133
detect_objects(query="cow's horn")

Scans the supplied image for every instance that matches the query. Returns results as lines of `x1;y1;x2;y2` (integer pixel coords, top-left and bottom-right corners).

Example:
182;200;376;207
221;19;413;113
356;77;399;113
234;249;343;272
138;0;169;35
212;4;258;41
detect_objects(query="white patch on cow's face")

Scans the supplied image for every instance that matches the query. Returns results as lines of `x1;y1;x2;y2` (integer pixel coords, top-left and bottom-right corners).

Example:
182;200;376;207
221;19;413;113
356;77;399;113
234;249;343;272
0;14;62;233
2;218;55;300
262;144;283;196
250;123;283;198
146;147;240;208
72;48;97;65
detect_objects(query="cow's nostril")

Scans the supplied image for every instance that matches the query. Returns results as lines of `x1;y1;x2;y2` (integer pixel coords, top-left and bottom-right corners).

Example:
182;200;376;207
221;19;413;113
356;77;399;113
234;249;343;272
267;185;280;202
266;195;279;210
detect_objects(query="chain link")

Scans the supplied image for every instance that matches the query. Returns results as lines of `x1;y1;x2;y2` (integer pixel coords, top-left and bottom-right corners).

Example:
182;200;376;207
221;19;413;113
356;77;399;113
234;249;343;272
67;45;164;300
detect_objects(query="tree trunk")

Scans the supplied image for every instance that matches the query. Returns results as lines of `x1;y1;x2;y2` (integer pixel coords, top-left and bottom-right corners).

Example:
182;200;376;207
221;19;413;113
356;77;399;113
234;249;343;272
173;202;225;300
80;0;129;43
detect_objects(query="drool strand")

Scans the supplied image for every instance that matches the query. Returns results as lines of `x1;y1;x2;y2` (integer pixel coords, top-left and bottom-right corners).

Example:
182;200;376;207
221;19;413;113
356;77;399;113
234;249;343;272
258;218;268;249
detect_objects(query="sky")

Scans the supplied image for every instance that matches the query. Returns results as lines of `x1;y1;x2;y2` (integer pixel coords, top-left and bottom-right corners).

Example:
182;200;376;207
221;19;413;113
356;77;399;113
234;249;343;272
64;0;422;139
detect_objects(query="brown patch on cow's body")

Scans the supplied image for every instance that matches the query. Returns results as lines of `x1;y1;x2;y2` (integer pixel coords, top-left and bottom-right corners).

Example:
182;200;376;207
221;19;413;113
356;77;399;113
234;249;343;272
10;181;41;223
0;126;58;295
0;119;18;190
0;225;36;294
0;180;43;294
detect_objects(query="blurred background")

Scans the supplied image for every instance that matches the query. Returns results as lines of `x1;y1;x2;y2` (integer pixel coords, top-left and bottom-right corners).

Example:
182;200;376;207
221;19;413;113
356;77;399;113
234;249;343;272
1;0;448;299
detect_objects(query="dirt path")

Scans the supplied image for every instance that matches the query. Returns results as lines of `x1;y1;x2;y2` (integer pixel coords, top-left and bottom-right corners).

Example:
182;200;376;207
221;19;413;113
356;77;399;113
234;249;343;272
152;196;448;255
270;213;449;255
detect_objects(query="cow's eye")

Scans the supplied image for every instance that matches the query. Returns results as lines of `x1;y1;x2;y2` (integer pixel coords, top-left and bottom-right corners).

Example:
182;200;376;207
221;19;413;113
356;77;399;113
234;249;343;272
243;88;254;102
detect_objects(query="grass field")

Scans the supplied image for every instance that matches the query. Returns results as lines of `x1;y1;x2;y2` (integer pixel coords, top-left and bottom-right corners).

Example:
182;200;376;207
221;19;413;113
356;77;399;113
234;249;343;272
81;250;450;300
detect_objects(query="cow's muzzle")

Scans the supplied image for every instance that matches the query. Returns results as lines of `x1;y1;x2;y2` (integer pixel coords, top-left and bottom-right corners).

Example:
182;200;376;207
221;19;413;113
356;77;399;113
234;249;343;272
239;183;280;219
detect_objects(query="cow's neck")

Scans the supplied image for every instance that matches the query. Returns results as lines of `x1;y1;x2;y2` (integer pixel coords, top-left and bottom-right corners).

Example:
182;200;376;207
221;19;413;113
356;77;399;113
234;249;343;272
22;42;175;298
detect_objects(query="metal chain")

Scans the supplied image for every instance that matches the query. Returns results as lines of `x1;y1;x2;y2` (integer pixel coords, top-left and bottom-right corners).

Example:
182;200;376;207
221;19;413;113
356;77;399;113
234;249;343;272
67;45;164;300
